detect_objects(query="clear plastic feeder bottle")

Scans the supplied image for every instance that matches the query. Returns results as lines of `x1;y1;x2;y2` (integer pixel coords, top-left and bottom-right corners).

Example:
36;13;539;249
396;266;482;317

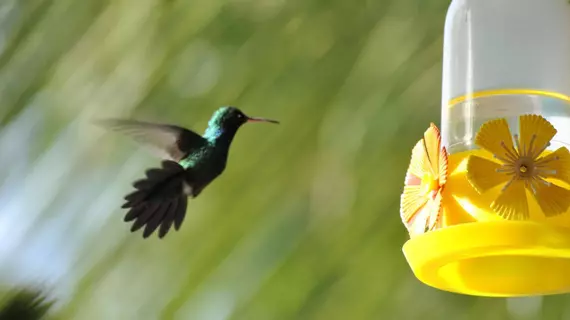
402;0;570;297
442;0;570;153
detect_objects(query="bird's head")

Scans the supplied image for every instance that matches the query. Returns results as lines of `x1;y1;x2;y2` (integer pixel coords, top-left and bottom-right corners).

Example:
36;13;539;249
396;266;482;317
205;106;279;140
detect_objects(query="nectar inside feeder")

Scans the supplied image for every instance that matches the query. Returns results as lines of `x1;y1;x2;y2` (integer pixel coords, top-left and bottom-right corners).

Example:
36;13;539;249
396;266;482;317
400;0;570;297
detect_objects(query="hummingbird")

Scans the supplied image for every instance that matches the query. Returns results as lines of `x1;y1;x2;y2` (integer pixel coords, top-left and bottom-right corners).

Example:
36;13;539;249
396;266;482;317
96;106;279;239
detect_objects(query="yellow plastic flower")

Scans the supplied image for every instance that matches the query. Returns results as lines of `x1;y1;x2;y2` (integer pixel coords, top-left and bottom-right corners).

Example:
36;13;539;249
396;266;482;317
466;114;570;220
400;123;448;236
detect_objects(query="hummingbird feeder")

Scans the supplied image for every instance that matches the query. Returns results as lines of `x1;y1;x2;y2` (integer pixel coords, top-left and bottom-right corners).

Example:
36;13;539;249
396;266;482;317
400;0;570;297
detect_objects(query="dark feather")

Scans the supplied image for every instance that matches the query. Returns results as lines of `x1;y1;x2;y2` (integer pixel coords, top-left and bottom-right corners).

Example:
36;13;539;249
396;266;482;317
130;202;160;232
121;160;192;238
0;288;54;320
124;207;139;222
158;197;179;238
133;179;153;190
95;118;207;161
143;201;172;238
146;168;167;180
173;196;188;231
121;191;147;208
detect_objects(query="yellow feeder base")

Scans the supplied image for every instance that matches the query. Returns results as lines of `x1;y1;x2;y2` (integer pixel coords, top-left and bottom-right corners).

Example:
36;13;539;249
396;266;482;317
403;220;570;297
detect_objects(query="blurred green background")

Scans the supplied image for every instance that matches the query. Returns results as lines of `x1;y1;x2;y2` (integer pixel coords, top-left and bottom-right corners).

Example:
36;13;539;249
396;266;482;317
0;0;567;319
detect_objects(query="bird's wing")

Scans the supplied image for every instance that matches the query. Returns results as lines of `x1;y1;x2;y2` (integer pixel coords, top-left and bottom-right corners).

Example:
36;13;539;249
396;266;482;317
95;118;207;161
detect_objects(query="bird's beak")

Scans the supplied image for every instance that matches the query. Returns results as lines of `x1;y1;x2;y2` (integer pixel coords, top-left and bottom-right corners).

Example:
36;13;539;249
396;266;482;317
247;116;279;124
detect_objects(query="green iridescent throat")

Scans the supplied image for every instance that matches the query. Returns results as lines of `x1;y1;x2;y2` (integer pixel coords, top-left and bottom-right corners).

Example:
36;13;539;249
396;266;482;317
203;107;229;141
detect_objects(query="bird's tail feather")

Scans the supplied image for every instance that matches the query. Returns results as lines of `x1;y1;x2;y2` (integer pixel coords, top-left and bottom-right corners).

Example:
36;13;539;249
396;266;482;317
122;160;190;239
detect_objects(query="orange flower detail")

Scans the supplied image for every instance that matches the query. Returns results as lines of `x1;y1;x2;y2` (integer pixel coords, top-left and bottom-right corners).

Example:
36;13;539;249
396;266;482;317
400;123;448;236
